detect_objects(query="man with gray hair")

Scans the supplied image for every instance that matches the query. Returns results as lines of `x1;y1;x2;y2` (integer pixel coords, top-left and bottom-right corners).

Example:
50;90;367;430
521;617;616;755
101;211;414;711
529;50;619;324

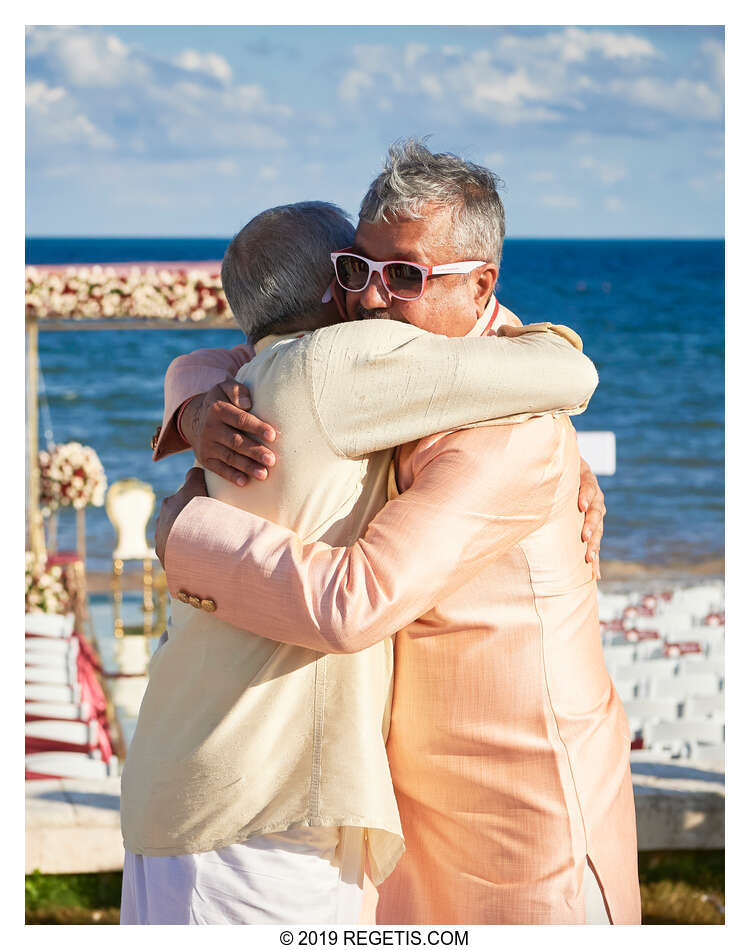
150;143;636;925
122;195;598;925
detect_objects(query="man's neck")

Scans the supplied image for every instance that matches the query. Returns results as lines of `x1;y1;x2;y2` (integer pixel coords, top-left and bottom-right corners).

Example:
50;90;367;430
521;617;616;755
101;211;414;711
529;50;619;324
466;295;500;337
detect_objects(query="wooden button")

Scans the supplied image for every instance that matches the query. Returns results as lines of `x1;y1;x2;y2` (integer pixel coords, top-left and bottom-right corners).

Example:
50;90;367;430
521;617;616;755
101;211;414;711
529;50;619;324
150;425;162;451
188;595;201;609
176;590;190;604
200;599;217;613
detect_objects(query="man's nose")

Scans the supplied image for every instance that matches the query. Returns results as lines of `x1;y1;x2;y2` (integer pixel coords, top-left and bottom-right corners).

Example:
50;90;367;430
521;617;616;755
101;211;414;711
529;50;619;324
359;270;391;309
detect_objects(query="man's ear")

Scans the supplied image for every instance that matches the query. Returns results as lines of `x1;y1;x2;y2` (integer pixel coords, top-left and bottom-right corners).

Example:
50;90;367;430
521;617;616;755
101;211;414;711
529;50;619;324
473;264;499;316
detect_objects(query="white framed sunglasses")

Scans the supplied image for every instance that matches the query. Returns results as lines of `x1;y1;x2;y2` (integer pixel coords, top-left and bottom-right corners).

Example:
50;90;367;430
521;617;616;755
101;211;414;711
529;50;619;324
330;249;488;301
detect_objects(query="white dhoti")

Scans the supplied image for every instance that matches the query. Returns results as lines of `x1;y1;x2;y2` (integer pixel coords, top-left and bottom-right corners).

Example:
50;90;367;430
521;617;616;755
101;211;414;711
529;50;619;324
120;826;365;925
583;862;612;925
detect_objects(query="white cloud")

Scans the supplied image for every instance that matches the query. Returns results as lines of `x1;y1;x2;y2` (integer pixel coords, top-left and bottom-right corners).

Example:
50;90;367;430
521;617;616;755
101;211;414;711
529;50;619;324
26;78;114;150
483;151;506;168
419;74;442;97
540;194;580;209
26;80;66;111
331;27;722;138
689;175;723;193
497;26;659;65
701;38;724;88
29;26;139;87
332;27;683;130
338;68;375;103
579;155;627;184
610;77;723;121
604;197;624;213
174;49;232;84
26;26;292;165
258;165;279;181
529;170;557;183
216;159;239;176
404;43;428;69
472;68;549;108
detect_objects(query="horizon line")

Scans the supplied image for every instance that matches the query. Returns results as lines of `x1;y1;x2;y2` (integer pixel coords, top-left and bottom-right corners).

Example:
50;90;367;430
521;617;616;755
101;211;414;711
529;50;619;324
26;234;726;242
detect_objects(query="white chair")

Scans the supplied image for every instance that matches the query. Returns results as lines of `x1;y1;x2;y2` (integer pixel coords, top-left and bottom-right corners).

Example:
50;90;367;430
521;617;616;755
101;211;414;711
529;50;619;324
26;636;78;657
25;701;91;722
25;719;99;749
26;752;119;780
597;592;631;623
25;612;75;639
603;644;637;669
644;612;697;639
651;673;721;701
624;699;681;725
105;478;157;636
24;664;77;686
683;696;725;721
26;683;81;704
694;627;725;653
26;655;77;679
611;669;644;700
26;643;79;667
624;659;679;681
26;648;76;665
678;656;725;677
633;643;665;662
671;584;724;611
644;719;724;752
677;670;723;695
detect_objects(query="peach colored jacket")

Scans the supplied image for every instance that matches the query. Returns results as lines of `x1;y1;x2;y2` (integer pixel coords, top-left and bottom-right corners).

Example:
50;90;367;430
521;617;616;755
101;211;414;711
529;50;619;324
158;317;640;924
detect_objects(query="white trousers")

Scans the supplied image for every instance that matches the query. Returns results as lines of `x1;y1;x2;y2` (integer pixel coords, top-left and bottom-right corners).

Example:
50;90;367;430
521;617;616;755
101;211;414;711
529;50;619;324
583;862;611;925
120;826;365;925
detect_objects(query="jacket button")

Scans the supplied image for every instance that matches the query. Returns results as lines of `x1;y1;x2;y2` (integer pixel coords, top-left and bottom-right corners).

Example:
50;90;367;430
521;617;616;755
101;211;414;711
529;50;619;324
188;595;201;609
150;425;162;451
200;599;217;613
176;590;190;604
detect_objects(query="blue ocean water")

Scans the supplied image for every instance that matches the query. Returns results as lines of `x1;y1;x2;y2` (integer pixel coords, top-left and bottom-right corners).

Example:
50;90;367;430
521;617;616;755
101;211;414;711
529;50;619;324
27;237;724;571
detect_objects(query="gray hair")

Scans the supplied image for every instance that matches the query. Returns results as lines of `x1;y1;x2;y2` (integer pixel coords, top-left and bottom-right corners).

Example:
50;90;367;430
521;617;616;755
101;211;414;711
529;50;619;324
359;139;505;264
221;201;354;342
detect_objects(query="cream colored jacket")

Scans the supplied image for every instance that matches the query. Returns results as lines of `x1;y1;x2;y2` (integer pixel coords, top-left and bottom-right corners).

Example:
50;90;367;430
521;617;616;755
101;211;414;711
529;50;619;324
120;299;597;885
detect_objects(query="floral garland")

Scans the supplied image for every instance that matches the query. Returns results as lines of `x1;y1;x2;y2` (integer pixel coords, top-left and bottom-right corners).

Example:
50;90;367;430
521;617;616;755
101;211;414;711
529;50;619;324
25;551;71;615
25;265;233;323
39;441;107;515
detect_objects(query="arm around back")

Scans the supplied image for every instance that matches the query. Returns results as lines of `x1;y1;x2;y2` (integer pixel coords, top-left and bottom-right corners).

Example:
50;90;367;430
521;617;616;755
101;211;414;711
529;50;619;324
153;343;254;460
164;417;562;652
310;320;598;459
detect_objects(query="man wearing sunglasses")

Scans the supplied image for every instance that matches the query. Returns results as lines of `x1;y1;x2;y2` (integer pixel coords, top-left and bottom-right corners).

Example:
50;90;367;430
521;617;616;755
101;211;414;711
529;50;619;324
148;141;638;924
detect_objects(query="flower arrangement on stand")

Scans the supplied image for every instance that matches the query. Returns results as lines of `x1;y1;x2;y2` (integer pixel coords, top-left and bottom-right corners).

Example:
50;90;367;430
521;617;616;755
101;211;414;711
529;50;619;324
25;550;71;615
25;265;232;323
39;442;107;561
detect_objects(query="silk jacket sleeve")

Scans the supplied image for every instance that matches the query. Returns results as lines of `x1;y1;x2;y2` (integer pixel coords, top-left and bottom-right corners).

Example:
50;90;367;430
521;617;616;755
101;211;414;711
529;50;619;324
308;320;597;458
152;343;255;460
165;418;563;653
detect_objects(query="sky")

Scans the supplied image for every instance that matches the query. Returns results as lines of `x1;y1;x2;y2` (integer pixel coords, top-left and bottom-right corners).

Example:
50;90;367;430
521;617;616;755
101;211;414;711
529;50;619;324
25;24;725;238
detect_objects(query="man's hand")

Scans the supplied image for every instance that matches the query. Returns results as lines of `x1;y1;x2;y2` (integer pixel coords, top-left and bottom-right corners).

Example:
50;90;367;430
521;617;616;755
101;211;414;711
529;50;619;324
578;457;605;579
181;378;277;486
155;467;209;568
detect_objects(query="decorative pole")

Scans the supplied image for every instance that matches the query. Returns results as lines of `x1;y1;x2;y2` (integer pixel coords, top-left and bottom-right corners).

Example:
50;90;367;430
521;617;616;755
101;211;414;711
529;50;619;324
76;507;87;563
26;314;46;561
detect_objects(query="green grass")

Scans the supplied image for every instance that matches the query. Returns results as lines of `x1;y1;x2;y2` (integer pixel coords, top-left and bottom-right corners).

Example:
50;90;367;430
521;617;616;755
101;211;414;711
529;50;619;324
639;851;725;924
25;870;123;924
25;852;726;924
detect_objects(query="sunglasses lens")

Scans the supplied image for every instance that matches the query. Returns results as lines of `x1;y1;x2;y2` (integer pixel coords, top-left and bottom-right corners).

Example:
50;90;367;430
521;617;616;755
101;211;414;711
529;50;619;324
383;262;424;298
335;255;370;291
